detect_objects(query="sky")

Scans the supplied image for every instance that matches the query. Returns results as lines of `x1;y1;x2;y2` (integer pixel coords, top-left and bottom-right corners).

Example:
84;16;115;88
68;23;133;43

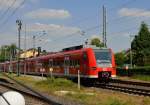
0;0;150;52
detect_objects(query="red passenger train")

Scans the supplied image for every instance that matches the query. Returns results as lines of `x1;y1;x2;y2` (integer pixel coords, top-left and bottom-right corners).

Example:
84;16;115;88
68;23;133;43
0;45;116;82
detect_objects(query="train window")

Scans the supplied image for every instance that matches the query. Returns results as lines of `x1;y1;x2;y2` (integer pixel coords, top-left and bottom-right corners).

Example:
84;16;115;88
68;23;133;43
67;60;70;66
70;60;72;66
73;60;80;68
49;59;53;67
72;60;75;67
77;60;80;65
43;62;48;68
53;61;56;66
70;60;74;67
72;60;74;67
59;60;63;67
64;60;66;66
56;61;60;67
56;61;59;66
64;60;70;66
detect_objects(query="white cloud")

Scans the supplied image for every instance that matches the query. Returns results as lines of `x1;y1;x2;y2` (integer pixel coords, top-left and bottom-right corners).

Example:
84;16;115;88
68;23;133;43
118;8;150;18
26;23;80;36
25;8;71;19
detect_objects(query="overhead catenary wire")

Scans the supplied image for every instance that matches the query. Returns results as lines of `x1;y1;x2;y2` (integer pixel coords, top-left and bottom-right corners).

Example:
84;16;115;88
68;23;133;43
0;0;17;21
34;0;140;42
38;14;148;49
0;0;26;33
28;0;137;42
0;0;7;14
13;0;142;50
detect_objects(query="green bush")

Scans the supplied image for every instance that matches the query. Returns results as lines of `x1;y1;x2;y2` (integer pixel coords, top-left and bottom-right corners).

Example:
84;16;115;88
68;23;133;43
116;67;150;76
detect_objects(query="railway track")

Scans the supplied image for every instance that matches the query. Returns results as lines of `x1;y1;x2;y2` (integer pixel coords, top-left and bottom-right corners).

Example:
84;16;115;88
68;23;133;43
0;73;61;105
96;79;150;97
0;85;50;105
1;73;83;105
110;79;150;87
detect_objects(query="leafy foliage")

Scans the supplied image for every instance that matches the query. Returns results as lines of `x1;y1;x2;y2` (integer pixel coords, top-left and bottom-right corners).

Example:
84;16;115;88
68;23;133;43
131;22;150;66
0;44;17;62
90;37;104;48
115;52;127;67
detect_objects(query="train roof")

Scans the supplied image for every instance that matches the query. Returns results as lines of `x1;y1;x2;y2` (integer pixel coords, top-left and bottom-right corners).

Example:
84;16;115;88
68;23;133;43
0;45;113;63
62;45;111;51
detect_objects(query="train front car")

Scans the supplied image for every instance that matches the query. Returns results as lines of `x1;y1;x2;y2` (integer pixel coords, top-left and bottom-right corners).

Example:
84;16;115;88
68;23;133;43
87;48;116;82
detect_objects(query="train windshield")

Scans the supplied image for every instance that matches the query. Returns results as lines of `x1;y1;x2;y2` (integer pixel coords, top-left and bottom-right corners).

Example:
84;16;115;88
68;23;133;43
94;49;111;64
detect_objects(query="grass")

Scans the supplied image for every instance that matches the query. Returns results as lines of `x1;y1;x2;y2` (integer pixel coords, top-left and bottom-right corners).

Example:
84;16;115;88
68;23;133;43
35;77;79;93
131;75;150;82
107;99;127;105
117;74;150;82
1;73;150;105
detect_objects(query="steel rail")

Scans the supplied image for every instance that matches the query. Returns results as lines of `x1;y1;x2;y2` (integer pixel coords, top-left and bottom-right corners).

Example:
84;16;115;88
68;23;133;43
110;79;150;87
1;73;61;105
99;83;150;96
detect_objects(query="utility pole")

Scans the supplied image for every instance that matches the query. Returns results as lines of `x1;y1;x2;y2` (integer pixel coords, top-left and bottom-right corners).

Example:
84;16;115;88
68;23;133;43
16;19;22;76
9;49;12;73
129;35;135;68
102;6;107;48
33;35;35;49
24;24;27;75
33;35;36;57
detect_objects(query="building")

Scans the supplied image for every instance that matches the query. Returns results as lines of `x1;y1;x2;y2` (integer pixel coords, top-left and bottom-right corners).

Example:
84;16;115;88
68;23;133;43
20;48;38;59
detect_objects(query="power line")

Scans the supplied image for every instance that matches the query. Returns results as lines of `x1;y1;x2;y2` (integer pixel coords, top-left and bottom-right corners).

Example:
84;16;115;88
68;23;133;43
37;25;101;47
35;0;138;41
0;0;17;21
46;25;139;51
0;0;7;12
28;0;142;49
28;0;135;43
0;0;26;32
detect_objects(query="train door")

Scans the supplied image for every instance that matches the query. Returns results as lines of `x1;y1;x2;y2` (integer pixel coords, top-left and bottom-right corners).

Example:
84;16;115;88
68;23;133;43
83;52;88;75
64;55;70;76
36;61;42;73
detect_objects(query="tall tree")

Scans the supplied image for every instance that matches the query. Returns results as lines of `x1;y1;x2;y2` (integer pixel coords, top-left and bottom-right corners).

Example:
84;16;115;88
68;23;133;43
0;44;17;62
90;38;104;48
131;22;150;66
115;52;127;67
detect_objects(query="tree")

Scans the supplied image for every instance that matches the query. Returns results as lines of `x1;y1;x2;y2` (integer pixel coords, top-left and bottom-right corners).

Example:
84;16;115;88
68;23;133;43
131;22;150;66
115;51;127;67
90;38;104;48
0;44;17;62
